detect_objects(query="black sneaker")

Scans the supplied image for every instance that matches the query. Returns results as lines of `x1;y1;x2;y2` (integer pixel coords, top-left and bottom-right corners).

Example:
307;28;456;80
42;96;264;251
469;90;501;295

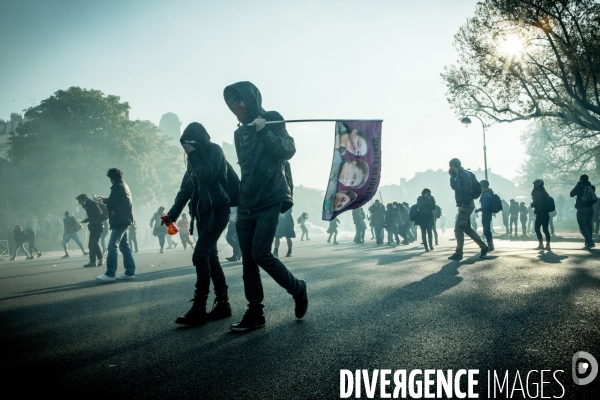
480;246;490;258
230;309;266;332
294;280;308;319
448;253;463;260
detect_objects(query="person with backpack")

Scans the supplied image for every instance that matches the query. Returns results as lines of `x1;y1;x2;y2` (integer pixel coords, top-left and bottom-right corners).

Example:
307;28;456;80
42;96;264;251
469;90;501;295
416;189;436;251
77;194;105;268
298;212;310;241
447;158;489;260
531;179;553;251
61;211;87;259
475;180;496;251
509;199;519;235
519;202;528;236
158;123;233;325
224;82;307;331
570;174;597;249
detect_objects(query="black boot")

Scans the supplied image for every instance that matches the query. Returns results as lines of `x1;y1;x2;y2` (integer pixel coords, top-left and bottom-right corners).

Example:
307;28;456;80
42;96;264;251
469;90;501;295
487;239;494;252
175;290;208;326
207;287;232;321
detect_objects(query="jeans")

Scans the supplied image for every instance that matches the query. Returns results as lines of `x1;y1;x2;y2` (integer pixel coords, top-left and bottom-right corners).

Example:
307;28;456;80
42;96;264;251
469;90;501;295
535;213;550;243
88;230;103;263
236;204;303;306
481;211;493;245
193;208;230;295
105;228;135;277
454;205;486;254
577;207;595;245
62;232;83;247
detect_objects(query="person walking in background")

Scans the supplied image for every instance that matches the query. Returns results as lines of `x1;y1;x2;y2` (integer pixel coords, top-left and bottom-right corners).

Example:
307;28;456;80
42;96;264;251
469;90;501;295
369;200;385;245
570;174;597;250
352;207;366;243
96;168;136;281
447;158;489;260
501;198;510;235
9;225;31;260
519;202;528;236
384;203;398;245
531;179;552;251
77;194;104;268
226;208;241;262
327;217;340;244
100;220;109;255
177;213;195;251
224;81;307;331
475;180;495;251
556;195;565;222
24;227;41;258
416;189;436;251
509;199;519;235
274;208;295;257
150;206;168;253
527;205;535;234
398;202;412;244
298;212;310;241
128;222;139;253
61;211;87;259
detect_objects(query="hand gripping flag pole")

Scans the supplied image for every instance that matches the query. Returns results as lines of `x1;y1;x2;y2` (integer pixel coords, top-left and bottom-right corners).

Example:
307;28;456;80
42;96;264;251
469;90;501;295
245;119;383;126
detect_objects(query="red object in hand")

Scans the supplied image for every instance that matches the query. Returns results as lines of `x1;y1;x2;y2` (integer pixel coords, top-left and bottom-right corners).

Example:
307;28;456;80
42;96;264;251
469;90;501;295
167;222;178;235
161;215;172;226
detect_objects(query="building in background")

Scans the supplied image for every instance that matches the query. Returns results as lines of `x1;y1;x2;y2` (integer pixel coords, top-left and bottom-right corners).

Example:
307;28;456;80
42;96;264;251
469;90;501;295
158;112;182;141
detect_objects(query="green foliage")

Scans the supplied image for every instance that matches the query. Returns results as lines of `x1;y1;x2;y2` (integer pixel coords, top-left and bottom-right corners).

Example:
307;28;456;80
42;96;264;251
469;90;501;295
0;86;182;217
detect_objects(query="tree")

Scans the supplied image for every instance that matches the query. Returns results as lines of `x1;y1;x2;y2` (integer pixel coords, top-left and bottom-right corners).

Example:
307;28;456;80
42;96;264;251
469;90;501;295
443;0;600;131
0;87;181;218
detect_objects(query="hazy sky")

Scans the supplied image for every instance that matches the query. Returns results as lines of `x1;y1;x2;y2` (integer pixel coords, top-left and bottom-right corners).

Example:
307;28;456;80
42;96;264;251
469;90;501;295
0;0;527;189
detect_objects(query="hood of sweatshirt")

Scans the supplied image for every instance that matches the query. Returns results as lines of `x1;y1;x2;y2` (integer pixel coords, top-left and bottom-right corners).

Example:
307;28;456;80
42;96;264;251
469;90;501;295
223;81;265;124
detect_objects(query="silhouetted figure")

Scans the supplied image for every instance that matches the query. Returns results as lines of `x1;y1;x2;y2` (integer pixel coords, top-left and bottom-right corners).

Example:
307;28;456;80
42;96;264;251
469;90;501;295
298;212;309;241
327;217;340;244
570;174;597;249
274;208;295;257
416;189;436;251
128;223;138;253
77;194;104;268
501;198;510;234
150;206;168;253
177;213;195;250
508;199;519;235
61;211;87;258
352;207;366;243
531;179;552;251
475;180;495;251
384;203;398;245
9;225;30;260
226;208;241;262
527;205;535;234
369;200;385;245
24;227;41;258
519;202;528;235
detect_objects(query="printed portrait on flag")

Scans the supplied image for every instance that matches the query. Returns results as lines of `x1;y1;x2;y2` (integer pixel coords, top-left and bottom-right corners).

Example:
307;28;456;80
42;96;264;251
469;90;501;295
322;120;382;221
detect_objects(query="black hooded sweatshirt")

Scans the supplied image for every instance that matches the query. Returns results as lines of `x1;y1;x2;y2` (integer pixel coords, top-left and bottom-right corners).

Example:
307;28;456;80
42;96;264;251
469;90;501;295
223;81;295;214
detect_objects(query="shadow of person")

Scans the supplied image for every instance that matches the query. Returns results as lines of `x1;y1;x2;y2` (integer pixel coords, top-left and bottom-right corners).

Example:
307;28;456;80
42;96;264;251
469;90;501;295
538;250;568;264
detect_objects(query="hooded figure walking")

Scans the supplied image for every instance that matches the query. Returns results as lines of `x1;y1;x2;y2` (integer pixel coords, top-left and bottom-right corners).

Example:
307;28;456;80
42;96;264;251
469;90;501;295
224;81;308;332
164;123;233;326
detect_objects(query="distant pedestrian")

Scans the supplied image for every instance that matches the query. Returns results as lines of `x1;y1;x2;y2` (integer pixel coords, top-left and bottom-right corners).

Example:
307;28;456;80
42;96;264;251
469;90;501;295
527;205;535;234
77;194;104;268
61;211;87;259
24;227;42;258
519;202;528;235
226;208;241;262
570;174;597;250
128;223;139;253
396;202;411;244
9;225;31;260
177;213;195;251
416;189;436;251
298;212;310;241
150;206;168;253
384;203;399;245
447;158;488;260
531;179;552;251
369;200;385;245
509;199;519;235
95;168;136;281
274;208;295;257
501;198;510;234
352;207;366;243
327;217;340;244
475;180;495;251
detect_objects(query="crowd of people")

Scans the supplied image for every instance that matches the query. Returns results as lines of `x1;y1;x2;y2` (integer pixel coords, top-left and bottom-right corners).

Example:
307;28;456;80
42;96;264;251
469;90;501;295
3;81;598;334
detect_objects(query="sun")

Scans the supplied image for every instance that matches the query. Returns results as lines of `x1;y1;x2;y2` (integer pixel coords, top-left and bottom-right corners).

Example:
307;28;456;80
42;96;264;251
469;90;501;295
499;34;524;56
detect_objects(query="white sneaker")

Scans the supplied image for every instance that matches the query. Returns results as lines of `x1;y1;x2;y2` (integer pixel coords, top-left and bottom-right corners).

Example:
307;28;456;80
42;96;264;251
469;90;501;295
116;274;135;280
96;274;116;282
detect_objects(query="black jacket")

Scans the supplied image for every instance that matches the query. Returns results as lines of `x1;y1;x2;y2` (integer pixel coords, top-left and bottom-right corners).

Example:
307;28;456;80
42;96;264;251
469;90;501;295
104;180;134;230
531;186;550;215
570;181;596;209
449;168;474;208
81;199;104;233
168;142;230;221
416;195;436;226
223;81;295;213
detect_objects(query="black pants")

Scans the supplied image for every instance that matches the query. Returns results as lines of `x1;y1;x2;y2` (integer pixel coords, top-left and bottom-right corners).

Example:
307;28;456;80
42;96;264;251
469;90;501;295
88;229;103;263
419;221;433;247
236;204;302;306
510;215;518;234
26;239;39;254
535;213;551;243
193;207;230;295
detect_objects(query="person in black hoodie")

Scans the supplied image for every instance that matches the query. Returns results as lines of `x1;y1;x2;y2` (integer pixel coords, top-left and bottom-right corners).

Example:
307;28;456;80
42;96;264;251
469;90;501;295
416;189;436;251
224;81;307;331
570;174;597;249
95;168;136;282
163;123;232;326
531;179;552;251
77;194;104;268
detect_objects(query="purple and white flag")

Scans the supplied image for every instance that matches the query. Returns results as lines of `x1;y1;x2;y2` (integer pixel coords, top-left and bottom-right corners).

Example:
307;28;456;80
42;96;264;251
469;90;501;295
322;120;382;221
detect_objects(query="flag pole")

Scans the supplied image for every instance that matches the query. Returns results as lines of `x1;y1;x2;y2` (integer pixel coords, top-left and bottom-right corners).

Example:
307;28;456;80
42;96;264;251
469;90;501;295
245;119;383;126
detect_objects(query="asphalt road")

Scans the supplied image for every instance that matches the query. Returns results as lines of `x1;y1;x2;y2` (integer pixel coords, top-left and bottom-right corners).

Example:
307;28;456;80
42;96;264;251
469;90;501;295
1;230;599;399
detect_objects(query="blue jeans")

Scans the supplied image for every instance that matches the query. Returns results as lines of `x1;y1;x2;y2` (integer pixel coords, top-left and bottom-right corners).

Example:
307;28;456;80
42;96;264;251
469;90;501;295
577;207;594;245
105;228;135;277
481;211;493;244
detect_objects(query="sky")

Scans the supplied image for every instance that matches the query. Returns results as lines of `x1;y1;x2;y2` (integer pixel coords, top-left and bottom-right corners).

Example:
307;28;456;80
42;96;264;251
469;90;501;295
0;0;528;189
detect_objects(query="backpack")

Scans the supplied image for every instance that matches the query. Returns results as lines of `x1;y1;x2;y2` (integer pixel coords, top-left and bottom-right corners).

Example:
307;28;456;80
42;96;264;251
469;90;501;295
95;201;109;221
409;205;419;222
71;216;82;232
489;194;503;214
434;205;442;219
547;195;556;213
466;171;482;199
581;185;598;203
